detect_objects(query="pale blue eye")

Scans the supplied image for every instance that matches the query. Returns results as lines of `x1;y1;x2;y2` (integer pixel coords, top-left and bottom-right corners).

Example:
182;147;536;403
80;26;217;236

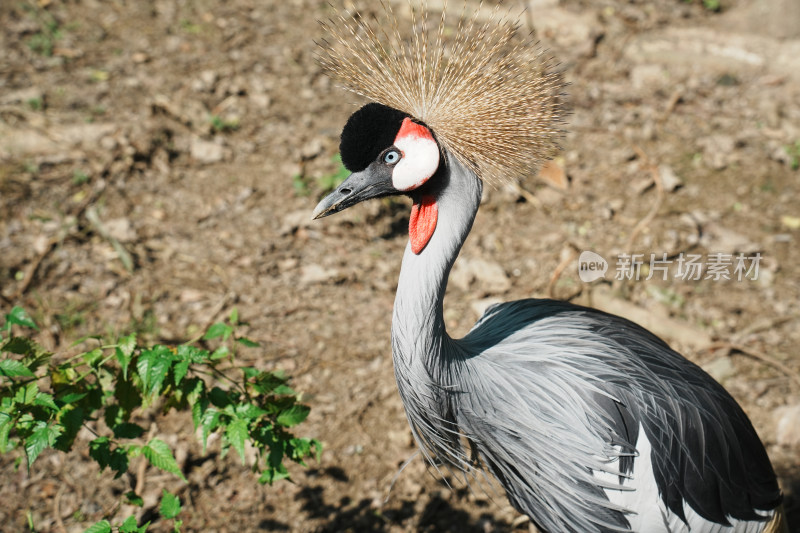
384;150;401;164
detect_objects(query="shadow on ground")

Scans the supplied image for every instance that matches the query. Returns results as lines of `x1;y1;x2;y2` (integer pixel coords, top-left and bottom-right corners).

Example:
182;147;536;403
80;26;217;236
287;467;517;532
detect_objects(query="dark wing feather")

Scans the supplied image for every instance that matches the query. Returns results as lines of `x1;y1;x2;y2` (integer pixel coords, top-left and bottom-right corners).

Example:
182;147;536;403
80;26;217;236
586;309;782;523
455;299;781;529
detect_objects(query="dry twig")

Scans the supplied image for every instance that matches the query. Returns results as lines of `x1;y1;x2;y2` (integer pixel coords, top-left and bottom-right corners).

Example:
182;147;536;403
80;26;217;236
547;245;581;300
702;341;800;391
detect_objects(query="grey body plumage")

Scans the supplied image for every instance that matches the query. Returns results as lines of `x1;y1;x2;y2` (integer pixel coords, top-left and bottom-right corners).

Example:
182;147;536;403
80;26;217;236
386;153;780;532
313;4;784;532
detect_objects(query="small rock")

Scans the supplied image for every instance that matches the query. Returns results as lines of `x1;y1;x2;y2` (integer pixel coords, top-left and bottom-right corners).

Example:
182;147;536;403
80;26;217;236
451;258;511;294
179;289;204;303
699;222;760;255
199;70;218;91
300;264;339;284
105;217;137;243
630;64;666;92
697;135;736;170
190;136;226;163
250;93;271;109
301;138;324;160
774;404;800;448
0;86;44;105
780;215;800;230
344;444;364;456
470;258;511;293
279;210;314;236
537;157;568;190
631;176;655;195
658;164;683;192
702;357;735;384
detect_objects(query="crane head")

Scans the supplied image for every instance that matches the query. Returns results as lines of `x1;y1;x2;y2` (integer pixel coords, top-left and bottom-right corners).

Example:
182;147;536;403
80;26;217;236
312;103;441;221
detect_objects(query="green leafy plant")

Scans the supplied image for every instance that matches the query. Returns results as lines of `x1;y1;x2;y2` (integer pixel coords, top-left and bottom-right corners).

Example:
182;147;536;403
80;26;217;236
292;174;311;197
21;1;63;57
784;140;800;171
682;0;721;11
26;97;43;111
318;154;349;194
1;306;320;532
209;114;240;133
291;154;349;198
84;490;182;533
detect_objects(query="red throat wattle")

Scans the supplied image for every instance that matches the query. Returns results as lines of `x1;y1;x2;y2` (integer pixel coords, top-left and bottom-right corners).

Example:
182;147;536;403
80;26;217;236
409;195;438;254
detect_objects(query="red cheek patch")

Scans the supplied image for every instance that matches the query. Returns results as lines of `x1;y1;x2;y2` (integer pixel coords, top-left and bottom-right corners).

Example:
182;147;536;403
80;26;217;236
409;194;438;254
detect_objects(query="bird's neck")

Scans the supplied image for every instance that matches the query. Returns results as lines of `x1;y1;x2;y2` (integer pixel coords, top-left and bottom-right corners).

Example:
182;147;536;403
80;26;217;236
391;155;482;369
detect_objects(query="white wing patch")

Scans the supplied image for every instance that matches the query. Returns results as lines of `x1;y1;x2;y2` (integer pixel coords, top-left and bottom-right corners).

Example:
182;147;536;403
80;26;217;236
595;425;776;533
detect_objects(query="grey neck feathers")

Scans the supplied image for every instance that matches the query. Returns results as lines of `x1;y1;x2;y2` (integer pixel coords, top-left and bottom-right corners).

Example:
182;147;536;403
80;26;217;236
391;152;483;372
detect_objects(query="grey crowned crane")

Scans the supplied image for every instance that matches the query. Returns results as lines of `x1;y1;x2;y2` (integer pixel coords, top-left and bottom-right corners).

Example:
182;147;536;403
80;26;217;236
311;4;786;532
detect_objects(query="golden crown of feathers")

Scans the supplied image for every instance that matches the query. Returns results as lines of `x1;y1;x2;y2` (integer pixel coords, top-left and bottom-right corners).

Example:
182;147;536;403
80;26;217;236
316;1;567;185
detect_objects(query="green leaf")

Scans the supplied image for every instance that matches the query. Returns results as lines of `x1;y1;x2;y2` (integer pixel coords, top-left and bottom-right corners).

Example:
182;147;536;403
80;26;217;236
83;520;111;533
199;408;221;452
273;384;296;396
124;491;144;507
159;489;182;519
26;421;62;466
225;418;249;464
126;443;142;458
119;516;141;533
114;376;141;415
33;392;58;411
56;390;87;404
112;422;145;439
210;345;229;360
89;436;129;478
208;386;234;409
240;366;259;379
203;322;232;341
228;307;239;325
259;463;290;485
250;371;289;395
109;447;129;478
0;413;13;452
0;358;34;377
89;437;111;468
236;337;260;348
173;359;190;385
176;344;208;363
82;348;103;368
6;306;38;330
276;404;310;427
55;406;84;451
118;332;137;357
116;333;137;381
234;403;267;419
14;382;39;404
137;346;174;397
25;350;52;373
1;337;39;356
143;438;186;481
312;438;323;462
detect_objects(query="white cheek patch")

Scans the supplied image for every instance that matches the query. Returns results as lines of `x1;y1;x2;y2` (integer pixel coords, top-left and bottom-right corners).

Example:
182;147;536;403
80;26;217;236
391;118;440;191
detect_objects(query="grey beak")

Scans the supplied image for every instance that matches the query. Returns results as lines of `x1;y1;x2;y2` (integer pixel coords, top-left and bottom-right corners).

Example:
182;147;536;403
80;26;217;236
311;164;396;219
